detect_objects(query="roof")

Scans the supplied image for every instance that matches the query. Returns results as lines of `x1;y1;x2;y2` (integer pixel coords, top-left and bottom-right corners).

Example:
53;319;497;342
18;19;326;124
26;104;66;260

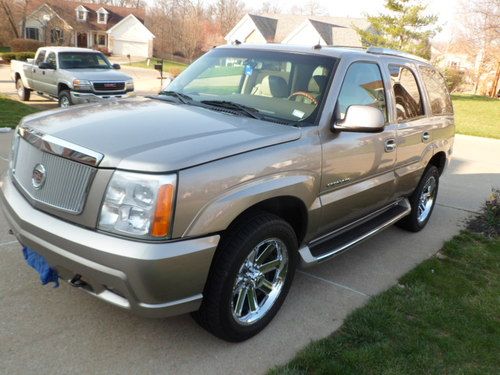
230;14;371;47
38;47;95;52
215;44;432;65
25;0;146;31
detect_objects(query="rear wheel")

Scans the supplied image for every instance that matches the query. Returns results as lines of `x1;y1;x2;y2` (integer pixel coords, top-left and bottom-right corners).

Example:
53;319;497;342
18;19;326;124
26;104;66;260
16;79;30;101
193;213;297;342
397;165;439;232
58;90;72;108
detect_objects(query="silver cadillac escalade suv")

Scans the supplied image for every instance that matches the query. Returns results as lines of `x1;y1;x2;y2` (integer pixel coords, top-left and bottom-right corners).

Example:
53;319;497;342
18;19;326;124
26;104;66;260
0;45;454;342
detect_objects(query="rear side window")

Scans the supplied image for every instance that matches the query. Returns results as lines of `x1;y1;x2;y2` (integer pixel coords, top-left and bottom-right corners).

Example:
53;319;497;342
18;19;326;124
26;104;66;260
336;62;387;121
419;67;453;115
389;65;424;122
35;50;46;65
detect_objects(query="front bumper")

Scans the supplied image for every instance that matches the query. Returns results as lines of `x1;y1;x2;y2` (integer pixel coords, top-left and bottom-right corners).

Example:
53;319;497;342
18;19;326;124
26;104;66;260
70;91;133;105
0;173;219;318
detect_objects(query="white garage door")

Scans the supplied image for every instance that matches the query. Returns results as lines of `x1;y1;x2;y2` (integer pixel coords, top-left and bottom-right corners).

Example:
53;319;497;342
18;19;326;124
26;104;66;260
113;40;148;58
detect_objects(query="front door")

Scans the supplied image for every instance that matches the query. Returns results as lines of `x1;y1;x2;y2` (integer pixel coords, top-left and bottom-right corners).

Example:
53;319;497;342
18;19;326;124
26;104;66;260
77;33;88;48
319;61;397;234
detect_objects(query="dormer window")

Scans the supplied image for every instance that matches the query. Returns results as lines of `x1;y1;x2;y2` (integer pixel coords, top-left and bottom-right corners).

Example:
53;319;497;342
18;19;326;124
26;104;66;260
75;5;88;22
97;7;109;24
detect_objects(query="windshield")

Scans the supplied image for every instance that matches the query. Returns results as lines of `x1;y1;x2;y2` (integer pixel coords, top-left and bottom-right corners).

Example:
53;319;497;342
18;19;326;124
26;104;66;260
167;48;337;125
58;52;111;69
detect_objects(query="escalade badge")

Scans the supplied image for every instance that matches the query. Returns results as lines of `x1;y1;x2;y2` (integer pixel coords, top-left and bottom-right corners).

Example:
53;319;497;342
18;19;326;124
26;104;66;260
32;163;46;190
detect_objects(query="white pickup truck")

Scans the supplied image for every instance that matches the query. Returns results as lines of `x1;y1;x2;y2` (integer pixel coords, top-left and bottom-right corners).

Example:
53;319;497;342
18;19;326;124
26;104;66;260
11;46;134;107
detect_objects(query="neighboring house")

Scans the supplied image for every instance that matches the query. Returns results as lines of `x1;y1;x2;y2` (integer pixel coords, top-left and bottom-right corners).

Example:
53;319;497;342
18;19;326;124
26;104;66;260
225;14;371;47
22;1;154;58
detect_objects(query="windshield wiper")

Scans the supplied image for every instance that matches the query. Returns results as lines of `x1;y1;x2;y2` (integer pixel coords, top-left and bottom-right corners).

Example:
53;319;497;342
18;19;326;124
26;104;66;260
200;100;264;120
158;90;193;104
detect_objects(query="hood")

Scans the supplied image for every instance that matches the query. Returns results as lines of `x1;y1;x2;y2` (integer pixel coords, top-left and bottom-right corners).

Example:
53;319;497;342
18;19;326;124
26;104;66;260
20;97;302;172
61;68;132;82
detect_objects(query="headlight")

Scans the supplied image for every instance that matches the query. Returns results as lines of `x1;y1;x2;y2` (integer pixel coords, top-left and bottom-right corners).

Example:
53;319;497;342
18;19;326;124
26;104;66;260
98;171;176;239
125;80;134;91
73;79;92;91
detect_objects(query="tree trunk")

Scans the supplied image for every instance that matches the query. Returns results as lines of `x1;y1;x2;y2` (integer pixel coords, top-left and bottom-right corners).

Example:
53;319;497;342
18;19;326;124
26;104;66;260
0;0;20;38
489;62;500;98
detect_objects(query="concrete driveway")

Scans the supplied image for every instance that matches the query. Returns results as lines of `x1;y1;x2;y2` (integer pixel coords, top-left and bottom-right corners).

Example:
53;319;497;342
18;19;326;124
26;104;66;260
0;64;162;110
0;132;498;374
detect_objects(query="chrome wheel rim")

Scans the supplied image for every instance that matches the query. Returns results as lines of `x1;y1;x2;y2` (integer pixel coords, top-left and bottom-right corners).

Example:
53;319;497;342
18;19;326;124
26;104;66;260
60;96;70;108
231;238;288;325
417;176;436;224
16;80;23;97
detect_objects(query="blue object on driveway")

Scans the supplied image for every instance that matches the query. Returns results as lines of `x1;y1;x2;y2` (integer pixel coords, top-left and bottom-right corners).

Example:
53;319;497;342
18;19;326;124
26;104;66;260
22;247;59;287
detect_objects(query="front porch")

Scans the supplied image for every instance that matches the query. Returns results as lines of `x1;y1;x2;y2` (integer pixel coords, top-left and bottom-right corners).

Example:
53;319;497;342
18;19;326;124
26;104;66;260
75;31;108;51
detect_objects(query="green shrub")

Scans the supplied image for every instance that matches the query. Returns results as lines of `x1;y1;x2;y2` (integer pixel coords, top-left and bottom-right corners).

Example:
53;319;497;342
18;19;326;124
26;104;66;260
10;38;43;52
444;68;465;93
1;51;36;62
1;52;16;62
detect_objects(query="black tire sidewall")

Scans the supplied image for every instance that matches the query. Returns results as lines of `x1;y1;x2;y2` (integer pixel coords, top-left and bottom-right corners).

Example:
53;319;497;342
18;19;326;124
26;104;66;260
58;90;72;107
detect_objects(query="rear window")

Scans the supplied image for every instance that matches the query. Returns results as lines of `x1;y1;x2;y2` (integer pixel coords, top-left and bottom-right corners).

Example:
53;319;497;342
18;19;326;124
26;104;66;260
419;67;453;115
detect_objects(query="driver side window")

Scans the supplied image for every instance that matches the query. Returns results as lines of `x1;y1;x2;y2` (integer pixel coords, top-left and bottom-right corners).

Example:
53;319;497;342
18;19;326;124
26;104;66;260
336;62;387;121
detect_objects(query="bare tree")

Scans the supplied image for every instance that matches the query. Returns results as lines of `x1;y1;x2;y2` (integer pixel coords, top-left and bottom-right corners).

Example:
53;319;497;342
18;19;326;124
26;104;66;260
211;0;246;36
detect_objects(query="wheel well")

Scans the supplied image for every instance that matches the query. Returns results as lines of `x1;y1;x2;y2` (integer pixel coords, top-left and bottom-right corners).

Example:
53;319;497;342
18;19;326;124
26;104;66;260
225;196;308;246
428;152;447;175
15;73;20;82
58;83;70;94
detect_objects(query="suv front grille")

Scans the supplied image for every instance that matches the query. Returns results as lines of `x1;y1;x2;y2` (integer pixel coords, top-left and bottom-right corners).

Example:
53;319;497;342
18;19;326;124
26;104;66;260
93;82;125;92
12;138;96;214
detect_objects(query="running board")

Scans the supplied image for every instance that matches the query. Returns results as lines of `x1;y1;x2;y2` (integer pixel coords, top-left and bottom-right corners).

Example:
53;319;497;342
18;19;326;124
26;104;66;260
299;199;411;267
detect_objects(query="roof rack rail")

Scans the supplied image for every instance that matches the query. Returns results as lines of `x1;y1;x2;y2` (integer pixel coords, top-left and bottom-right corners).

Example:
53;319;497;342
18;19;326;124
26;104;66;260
325;45;366;49
366;47;429;63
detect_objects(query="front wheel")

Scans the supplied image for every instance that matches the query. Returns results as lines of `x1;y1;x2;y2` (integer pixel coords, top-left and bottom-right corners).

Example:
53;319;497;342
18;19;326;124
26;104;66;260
16;79;30;101
58;90;72;108
397;165;440;232
193;213;297;342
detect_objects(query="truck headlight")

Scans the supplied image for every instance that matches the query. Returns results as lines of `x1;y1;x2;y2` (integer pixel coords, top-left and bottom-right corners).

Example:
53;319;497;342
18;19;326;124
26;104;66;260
98;171;176;239
125;80;134;91
73;79;92;91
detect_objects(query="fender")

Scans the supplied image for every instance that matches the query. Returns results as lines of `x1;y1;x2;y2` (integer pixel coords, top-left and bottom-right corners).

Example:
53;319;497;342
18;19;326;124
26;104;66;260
182;171;320;238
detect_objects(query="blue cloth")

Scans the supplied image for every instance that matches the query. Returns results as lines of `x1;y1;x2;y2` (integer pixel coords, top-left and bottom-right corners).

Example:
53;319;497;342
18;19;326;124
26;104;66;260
22;247;59;287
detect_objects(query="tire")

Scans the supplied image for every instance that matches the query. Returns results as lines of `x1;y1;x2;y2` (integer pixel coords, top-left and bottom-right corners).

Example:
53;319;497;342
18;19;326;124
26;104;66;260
16;78;30;101
58;90;72;108
397;165;440;232
193;213;298;342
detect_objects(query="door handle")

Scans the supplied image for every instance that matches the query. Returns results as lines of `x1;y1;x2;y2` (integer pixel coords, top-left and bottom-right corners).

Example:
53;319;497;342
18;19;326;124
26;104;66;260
384;138;396;152
422;131;430;142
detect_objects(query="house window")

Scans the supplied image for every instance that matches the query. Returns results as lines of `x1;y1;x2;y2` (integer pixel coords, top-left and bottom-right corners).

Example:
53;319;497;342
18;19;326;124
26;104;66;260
98;12;106;23
94;34;106;46
25;27;39;40
50;29;63;44
77;8;87;21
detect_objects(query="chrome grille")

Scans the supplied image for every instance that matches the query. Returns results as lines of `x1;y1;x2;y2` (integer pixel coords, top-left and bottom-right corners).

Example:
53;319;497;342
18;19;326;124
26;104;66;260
12;138;96;214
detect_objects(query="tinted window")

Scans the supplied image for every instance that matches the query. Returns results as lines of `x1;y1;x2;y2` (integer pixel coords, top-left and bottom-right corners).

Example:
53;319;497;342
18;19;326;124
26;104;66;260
35;50;46;65
389;65;424;121
58;52;111;69
336;62;387;121
420;66;453;115
46;52;56;67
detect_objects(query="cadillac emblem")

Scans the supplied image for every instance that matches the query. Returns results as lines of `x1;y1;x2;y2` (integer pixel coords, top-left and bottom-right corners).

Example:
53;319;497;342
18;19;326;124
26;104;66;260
31;163;46;190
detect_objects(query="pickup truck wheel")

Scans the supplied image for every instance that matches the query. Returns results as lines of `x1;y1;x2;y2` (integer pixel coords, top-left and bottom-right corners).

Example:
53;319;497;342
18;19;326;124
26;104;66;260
58;90;72;108
397;165;439;232
193;213;297;342
16;79;30;101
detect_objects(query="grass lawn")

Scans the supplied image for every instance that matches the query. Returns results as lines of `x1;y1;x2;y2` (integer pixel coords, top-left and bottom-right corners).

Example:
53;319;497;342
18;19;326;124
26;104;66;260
126;58;187;73
452;94;500;139
269;231;500;375
0;95;40;128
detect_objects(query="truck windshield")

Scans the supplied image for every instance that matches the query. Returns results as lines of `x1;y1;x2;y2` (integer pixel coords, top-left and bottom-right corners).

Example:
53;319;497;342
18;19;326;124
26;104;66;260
166;48;337;125
58;52;111;69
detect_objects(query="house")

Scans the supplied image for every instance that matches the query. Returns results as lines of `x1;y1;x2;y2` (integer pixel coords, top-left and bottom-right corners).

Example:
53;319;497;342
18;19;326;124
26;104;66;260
225;14;371;47
22;1;154;58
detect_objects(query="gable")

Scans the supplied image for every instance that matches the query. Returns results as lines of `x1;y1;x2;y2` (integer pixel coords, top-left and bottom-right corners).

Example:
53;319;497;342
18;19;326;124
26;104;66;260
107;15;154;41
282;21;325;45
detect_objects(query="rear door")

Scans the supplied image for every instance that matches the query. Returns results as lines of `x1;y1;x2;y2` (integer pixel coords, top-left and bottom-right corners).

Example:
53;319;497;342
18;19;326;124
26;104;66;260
318;60;397;234
385;62;434;197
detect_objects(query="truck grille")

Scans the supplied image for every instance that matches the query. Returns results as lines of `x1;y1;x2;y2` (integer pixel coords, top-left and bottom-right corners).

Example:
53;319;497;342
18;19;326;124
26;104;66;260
93;82;125;92
12;138;96;214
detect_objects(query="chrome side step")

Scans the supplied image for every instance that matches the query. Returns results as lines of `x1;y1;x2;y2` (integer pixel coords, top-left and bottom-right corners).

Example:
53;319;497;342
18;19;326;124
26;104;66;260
299;198;411;267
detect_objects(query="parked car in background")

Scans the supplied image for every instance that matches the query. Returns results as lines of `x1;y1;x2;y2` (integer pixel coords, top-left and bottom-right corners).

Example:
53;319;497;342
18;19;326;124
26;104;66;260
1;44;454;342
11;47;134;107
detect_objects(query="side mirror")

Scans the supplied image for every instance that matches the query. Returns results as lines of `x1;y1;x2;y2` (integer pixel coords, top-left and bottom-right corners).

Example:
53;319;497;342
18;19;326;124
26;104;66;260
39;62;55;70
112;63;121;70
333;105;385;133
